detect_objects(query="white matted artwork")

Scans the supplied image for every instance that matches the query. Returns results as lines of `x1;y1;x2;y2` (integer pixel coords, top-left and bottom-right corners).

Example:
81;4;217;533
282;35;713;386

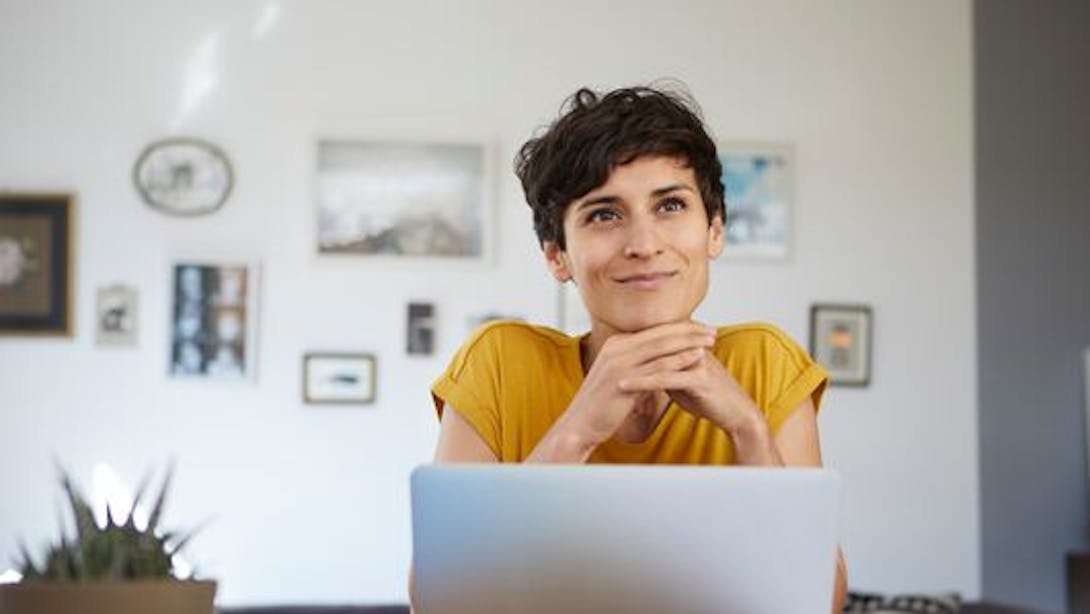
557;282;591;336
168;260;259;381
95;284;138;347
316;140;491;259
718;142;793;261
303;353;376;405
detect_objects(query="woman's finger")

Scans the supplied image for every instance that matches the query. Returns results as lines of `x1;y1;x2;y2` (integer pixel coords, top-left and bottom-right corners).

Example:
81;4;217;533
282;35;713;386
616;369;695;393
620;325;715;365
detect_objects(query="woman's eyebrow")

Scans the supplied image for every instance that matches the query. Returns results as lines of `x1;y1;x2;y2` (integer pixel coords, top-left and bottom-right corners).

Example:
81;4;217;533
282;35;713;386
574;183;696;211
575;194;621;210
651;184;696;197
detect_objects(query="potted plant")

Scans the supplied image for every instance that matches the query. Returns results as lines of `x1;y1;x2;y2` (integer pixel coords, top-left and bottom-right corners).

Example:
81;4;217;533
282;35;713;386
0;464;215;614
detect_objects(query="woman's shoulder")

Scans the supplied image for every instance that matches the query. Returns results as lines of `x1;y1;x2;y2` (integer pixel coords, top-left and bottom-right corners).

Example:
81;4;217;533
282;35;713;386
712;322;812;366
460;319;578;355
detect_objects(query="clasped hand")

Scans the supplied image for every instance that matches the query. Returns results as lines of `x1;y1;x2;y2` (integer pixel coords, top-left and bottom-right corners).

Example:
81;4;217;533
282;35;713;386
565;321;762;446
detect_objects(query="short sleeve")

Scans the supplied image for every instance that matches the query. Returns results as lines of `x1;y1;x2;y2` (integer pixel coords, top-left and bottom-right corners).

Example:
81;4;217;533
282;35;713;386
717;324;828;435
430;324;504;458
761;329;828;433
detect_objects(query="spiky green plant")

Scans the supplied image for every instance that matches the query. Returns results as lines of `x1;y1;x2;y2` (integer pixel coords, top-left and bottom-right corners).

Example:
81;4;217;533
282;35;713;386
15;463;201;582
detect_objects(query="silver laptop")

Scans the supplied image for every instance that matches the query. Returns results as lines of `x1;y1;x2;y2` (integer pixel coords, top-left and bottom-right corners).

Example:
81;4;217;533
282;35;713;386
411;464;841;614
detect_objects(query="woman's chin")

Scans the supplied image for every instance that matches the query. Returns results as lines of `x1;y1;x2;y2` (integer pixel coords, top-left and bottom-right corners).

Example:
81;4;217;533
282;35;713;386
605;311;692;333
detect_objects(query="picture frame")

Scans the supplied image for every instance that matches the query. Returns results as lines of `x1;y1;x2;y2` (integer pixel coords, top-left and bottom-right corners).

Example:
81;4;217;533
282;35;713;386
133;137;234;217
315;139;493;260
809;304;872;387
407;302;436;355
303;353;377;405
95;284;138;347
0;193;74;336
717;141;793;261
167;259;260;381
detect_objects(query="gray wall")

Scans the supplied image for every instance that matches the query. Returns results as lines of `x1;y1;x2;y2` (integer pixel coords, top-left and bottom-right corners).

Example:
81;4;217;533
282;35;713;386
976;1;1090;611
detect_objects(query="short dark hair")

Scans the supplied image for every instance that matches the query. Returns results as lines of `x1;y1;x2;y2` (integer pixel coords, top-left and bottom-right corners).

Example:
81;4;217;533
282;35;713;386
514;85;725;249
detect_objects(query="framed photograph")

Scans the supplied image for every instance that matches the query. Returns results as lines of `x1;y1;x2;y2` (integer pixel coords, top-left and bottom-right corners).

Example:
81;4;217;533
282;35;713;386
809;304;872;387
718;142;793;261
557;282;591;335
303;353;376;405
133;137;234;216
407;302;436;355
168;260;259;380
315;140;491;259
95;284;138;347
0;193;73;336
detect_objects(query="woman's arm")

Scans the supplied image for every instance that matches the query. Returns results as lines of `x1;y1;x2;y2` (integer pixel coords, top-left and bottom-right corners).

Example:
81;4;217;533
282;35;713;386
433;406;499;463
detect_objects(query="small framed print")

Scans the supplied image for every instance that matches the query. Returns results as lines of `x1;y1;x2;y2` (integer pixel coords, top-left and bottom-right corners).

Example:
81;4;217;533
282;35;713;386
168;260;259;380
303;353;376;405
95;284;138;347
810;304;872;387
0;193;73;336
407;302;435;355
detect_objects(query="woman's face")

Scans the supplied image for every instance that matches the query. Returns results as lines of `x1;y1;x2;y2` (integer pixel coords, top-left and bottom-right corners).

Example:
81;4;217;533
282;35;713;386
544;155;723;334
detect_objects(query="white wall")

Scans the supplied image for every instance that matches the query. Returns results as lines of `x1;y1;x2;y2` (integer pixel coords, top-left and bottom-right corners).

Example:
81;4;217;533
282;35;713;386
0;0;976;605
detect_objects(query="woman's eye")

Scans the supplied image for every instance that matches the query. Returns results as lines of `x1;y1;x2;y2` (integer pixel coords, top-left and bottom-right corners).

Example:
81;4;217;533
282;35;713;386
586;208;620;223
659;197;686;213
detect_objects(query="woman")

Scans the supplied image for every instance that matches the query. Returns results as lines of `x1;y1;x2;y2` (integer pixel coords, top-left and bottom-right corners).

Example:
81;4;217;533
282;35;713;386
425;85;847;612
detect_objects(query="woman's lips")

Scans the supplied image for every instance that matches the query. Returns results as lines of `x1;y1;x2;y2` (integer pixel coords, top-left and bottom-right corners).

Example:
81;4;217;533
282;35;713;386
614;271;677;290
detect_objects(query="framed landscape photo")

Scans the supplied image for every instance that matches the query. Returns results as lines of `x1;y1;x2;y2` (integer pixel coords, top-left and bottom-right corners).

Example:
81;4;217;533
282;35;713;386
303;353;376;405
809;304;872;387
718;142;793;261
0;193;73;336
168;259;259;380
315;139;492;260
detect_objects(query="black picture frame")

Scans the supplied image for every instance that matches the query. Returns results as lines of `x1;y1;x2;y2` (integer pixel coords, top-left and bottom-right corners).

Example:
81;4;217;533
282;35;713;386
0;193;74;336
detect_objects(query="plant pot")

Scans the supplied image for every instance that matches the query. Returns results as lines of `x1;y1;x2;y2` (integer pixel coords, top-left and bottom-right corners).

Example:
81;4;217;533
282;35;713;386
0;579;216;614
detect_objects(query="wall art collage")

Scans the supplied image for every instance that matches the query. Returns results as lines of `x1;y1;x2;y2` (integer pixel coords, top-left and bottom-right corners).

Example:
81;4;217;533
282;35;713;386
1;137;873;393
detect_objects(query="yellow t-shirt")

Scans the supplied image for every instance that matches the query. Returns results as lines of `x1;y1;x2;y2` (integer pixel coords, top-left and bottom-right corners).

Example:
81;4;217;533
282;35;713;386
431;320;828;464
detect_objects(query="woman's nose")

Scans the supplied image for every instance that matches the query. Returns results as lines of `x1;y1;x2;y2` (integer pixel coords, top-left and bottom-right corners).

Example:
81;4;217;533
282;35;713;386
622;218;665;258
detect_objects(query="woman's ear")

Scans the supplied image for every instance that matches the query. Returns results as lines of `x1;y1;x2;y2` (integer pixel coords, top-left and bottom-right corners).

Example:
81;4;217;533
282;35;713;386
543;241;573;282
707;214;725;259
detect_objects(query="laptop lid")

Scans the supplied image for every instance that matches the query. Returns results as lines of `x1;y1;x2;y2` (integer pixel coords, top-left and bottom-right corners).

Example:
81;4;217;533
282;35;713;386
411;464;841;614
